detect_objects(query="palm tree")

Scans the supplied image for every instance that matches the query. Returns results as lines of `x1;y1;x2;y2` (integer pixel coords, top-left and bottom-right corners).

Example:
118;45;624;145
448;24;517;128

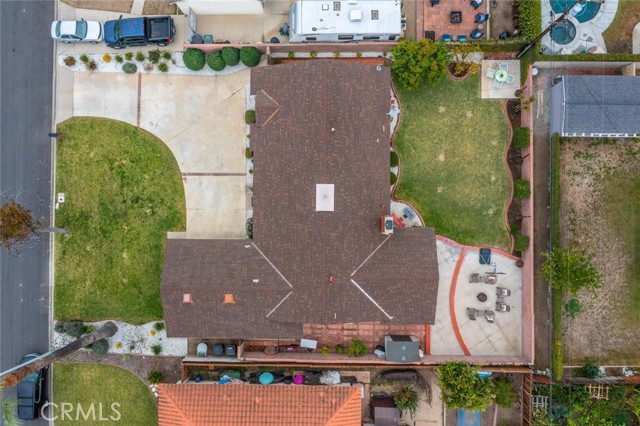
1;381;20;426
1;322;117;388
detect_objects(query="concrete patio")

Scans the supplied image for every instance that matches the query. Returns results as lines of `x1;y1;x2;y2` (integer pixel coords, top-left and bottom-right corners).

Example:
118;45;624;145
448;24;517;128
481;60;521;98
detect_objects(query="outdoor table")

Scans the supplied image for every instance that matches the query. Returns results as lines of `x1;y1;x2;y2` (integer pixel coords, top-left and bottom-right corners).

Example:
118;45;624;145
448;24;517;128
495;69;508;83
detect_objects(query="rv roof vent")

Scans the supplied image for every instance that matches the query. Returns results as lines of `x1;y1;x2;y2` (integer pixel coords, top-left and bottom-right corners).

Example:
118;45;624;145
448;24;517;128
322;3;330;10
349;9;362;21
371;10;379;20
333;1;341;11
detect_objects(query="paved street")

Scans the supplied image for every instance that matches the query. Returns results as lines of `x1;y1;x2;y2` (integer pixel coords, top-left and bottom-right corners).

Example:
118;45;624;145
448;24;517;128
1;1;54;423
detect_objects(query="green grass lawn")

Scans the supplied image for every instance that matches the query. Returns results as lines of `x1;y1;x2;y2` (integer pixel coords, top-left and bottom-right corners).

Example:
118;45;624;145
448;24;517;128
394;74;511;249
55;117;185;324
53;363;157;425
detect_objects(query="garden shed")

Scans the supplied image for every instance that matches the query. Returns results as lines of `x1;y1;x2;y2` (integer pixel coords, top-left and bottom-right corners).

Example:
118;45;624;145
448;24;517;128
371;396;400;426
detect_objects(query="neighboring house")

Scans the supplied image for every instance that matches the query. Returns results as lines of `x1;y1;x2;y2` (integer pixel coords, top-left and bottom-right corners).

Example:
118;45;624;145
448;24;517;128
157;384;361;425
288;0;402;43
174;0;264;15
550;75;640;137
161;60;440;340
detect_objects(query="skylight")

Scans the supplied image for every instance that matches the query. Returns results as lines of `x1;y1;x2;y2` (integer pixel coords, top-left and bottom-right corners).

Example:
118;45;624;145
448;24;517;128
316;184;335;212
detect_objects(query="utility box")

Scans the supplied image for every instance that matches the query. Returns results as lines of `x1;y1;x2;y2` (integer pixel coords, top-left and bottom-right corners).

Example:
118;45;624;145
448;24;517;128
384;335;420;363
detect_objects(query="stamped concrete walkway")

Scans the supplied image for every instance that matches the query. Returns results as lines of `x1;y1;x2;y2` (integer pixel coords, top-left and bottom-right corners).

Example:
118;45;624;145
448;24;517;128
70;71;249;239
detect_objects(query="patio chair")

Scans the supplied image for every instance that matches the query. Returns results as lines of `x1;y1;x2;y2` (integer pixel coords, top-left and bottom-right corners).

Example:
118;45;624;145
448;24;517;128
486;274;497;284
496;302;511;313
467;307;478;320
196;342;208;356
496;287;511;297
475;13;489;23
492;78;503;89
457;35;467;42
470;29;484;39
486;68;496;78
499;62;508;71
485;310;495;323
471;0;483;10
441;33;452;42
203;35;213;44
479;248;491;264
505;74;516;84
469;272;483;283
431;0;440;6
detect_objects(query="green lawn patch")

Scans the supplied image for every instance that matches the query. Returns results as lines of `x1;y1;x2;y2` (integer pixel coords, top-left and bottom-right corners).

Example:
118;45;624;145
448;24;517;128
53;363;157;425
55;117;185;324
550;134;563;380
393;74;511;249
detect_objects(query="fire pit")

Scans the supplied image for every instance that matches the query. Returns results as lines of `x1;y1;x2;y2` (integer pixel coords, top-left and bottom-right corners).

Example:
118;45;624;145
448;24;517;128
450;11;462;24
477;292;487;302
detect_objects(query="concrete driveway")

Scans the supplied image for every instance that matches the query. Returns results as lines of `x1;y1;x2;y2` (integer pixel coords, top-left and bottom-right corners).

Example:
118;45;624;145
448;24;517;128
70;71;249;239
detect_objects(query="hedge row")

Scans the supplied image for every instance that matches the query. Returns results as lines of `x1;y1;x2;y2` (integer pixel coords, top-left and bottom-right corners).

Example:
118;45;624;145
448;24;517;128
514;179;530;200
513;127;531;148
518;0;542;40
184;46;262;72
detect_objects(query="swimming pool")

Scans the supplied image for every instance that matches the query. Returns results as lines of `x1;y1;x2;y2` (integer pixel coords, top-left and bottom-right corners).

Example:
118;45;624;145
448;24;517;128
550;0;600;23
550;20;577;45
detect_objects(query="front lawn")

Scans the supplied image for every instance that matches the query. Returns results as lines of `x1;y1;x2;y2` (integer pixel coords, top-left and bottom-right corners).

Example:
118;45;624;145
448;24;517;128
53;363;157;425
55;117;185;324
393;74;511;250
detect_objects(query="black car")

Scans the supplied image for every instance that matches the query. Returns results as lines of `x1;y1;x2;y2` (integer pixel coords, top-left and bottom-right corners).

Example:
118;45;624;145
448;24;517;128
17;354;47;420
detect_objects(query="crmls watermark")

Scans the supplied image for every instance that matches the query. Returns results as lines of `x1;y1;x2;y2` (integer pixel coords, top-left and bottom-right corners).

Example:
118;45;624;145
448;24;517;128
41;402;122;422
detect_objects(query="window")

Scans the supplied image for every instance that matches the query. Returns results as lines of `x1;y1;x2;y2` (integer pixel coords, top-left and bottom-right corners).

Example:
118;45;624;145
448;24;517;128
338;34;354;40
333;1;341;11
371;10;379;20
363;35;380;40
306;36;317;41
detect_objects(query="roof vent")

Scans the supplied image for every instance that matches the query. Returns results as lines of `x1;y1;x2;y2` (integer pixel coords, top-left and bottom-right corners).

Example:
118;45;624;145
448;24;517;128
322;3;329;10
182;293;193;303
349;9;362;21
224;294;236;304
253;278;259;283
381;215;394;235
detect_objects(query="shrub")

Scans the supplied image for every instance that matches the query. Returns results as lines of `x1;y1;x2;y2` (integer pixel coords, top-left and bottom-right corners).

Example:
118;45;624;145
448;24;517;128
356;52;362;58
563;298;582;319
102;54;111;63
390;151;399;167
85;325;95;334
518;0;543;40
158;62;168;72
207;51;226;71
288;51;295;59
249;169;253;174
245;148;254;159
154;322;165;331
514;127;531;148
582;363;600;379
221;46;240;66
122;62;137;74
128;343;136;351
514;179;530;199
64;56;76;66
135;52;145;62
147;371;164;384
79;54;89;63
240;46;261;67
148;49;161;64
86;60;97;71
390;172;397;185
162;51;172;60
437;362;494;411
394;386;419;416
334;51;340;57
246;217;253;239
56;321;87;337
310;51;317;58
321;346;329;356
335;344;345;354
114;54;123;63
245;110;256;124
183;48;206;70
151;344;162;356
514;235;529;252
90;339;109;354
348;339;367;357
124;52;133;61
493;377;517;407
390;39;451;91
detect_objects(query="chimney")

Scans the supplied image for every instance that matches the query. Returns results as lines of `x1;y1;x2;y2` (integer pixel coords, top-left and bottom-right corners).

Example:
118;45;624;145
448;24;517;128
182;293;193;303
224;294;236;304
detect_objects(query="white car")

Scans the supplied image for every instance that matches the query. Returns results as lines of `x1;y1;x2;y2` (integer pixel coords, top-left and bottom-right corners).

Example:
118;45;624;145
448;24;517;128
51;19;103;43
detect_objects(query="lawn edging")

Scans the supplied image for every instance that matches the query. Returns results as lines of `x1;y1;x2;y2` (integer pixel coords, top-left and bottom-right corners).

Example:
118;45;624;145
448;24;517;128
549;133;563;380
501;100;516;254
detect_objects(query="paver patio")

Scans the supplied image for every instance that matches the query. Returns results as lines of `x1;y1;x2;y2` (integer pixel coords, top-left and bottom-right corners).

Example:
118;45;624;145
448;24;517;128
422;0;488;41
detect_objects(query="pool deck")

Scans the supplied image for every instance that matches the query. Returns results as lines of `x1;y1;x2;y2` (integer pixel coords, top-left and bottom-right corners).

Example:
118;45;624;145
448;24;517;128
541;0;617;54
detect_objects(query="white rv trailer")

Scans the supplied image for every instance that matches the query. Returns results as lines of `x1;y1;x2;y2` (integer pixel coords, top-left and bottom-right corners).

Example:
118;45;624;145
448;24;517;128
288;0;402;43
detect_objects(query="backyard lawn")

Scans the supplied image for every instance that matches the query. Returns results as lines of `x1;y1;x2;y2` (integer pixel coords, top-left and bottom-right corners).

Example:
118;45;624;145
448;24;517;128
55;117;185;324
602;0;640;53
393;74;511;250
53;363;157;425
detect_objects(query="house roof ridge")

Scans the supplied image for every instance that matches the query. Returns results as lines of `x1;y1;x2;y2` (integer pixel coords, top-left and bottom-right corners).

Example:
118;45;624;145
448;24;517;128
257;88;281;127
350;234;392;277
252;242;294;288
350;278;393;320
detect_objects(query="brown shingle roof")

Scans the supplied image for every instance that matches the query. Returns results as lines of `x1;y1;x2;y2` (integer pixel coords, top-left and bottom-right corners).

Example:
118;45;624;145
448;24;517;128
161;60;439;339
157;384;361;426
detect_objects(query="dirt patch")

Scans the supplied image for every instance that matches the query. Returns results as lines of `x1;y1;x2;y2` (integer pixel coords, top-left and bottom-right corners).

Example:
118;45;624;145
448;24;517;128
61;0;133;13
603;0;640;53
142;0;180;15
559;138;640;364
489;0;516;39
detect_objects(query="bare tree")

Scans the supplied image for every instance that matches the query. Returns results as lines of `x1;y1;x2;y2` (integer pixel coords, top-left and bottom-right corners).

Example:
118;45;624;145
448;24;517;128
1;322;117;388
0;200;68;252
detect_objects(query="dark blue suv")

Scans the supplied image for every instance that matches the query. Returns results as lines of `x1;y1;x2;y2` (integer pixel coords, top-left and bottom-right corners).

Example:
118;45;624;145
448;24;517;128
104;16;175;49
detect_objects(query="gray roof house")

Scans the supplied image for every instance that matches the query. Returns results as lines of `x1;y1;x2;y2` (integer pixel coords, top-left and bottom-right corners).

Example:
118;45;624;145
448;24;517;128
550;75;640;137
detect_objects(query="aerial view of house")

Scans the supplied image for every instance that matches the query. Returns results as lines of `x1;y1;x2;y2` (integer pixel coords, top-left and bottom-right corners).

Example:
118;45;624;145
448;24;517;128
0;0;639;425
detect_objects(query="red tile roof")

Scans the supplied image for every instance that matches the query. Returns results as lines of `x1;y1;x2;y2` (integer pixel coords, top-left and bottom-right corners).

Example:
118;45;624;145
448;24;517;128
158;384;361;426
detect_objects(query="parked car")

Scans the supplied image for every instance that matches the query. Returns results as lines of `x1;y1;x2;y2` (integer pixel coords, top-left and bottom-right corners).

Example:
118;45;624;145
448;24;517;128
51;19;103;43
104;16;175;49
17;354;47;421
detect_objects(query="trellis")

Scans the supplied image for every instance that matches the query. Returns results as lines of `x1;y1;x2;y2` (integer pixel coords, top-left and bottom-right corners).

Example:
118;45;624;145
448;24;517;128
586;384;609;400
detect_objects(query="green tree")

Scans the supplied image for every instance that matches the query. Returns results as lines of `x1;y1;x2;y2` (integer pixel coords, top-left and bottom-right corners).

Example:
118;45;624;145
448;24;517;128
539;246;603;296
390;39;450;91
626;390;640;422
436;362;494;411
493;377;516;407
394;386;419;416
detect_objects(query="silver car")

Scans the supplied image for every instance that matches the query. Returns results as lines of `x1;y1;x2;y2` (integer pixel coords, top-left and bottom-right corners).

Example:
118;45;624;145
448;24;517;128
51;19;103;43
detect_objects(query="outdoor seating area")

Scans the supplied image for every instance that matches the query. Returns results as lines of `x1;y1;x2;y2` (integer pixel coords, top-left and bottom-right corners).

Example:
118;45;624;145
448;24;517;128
480;60;521;99
423;0;488;42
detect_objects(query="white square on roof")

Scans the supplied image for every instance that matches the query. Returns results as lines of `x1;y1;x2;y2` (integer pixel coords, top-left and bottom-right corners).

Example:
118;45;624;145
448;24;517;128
316;184;334;212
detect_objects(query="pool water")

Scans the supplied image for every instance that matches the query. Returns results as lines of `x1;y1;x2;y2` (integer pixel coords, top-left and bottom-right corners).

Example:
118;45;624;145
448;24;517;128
550;20;577;44
550;0;601;23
